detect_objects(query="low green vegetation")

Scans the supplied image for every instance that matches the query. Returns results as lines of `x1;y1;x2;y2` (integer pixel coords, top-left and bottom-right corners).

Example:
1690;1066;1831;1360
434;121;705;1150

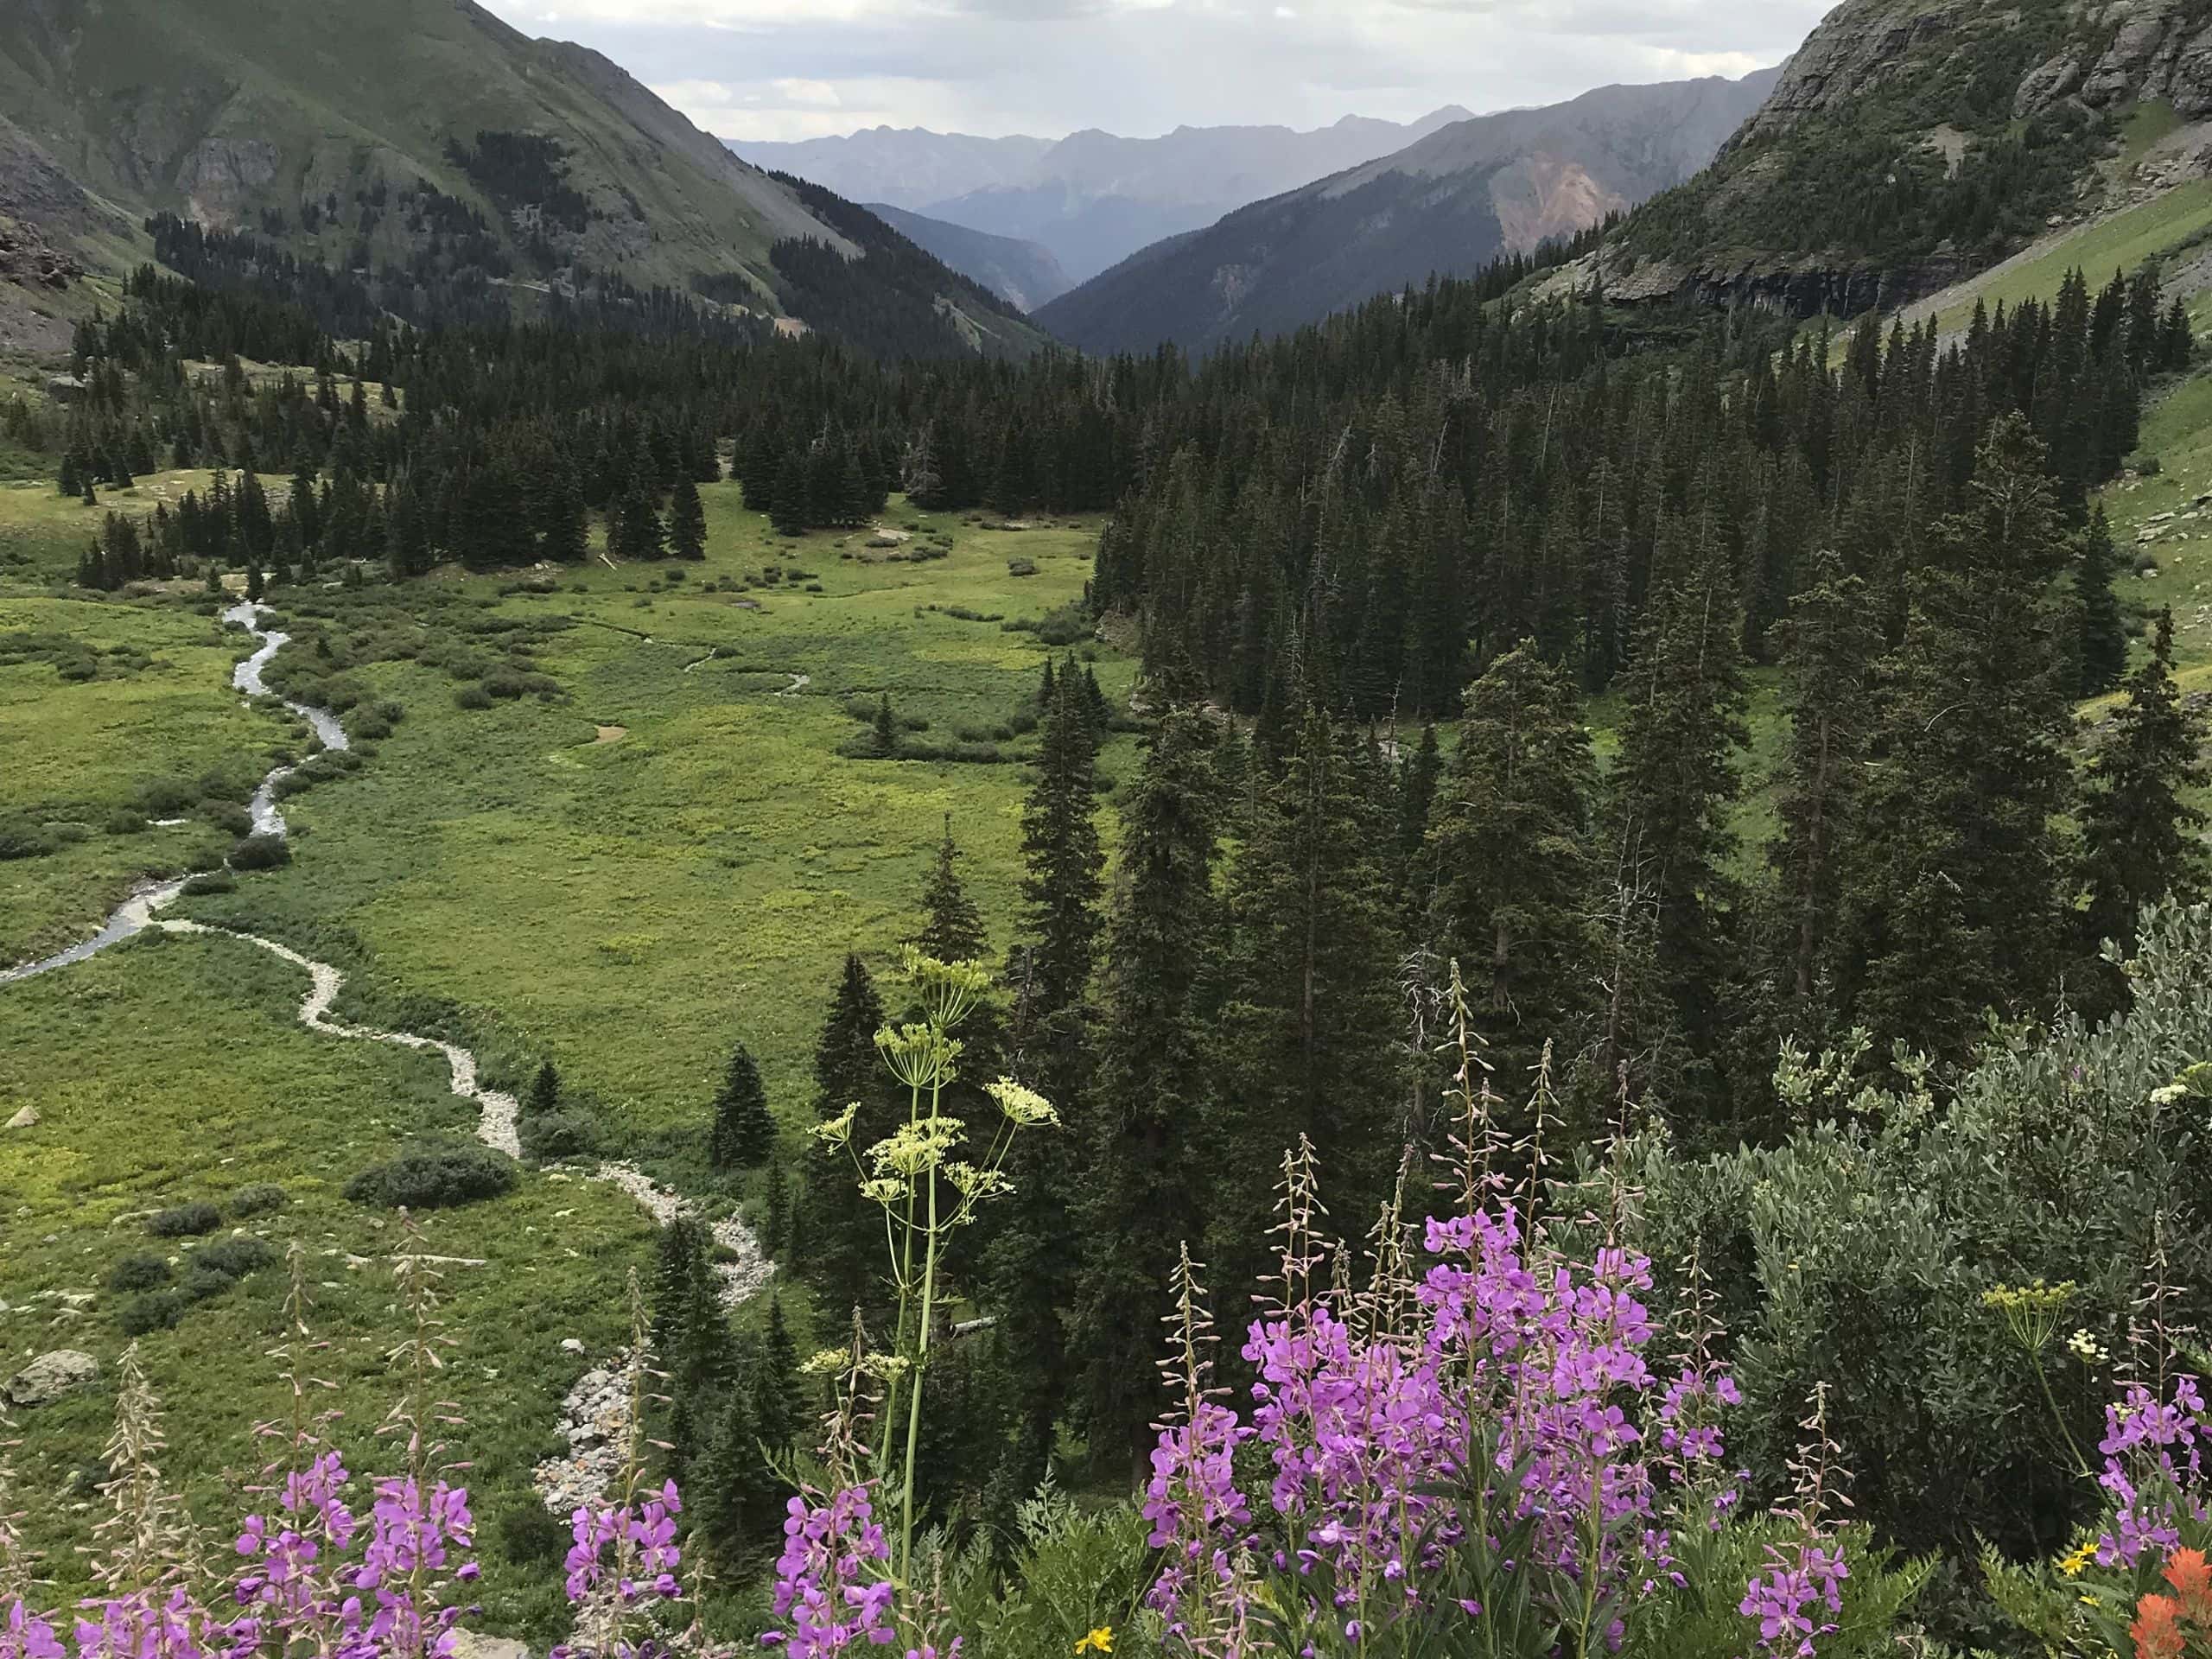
0;931;650;1637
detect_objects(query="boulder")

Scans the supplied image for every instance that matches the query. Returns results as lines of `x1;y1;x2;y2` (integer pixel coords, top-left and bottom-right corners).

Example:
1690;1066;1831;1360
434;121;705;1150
5;1107;36;1129
6;1350;99;1407
450;1636;530;1659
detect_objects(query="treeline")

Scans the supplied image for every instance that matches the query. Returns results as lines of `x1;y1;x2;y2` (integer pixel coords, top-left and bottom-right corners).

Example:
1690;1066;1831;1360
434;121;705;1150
1099;264;2190;723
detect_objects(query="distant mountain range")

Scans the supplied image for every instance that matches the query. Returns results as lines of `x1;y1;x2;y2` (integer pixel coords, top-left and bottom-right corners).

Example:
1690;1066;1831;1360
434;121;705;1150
729;110;1472;286
1034;71;1779;358
0;0;1048;359
860;205;1072;312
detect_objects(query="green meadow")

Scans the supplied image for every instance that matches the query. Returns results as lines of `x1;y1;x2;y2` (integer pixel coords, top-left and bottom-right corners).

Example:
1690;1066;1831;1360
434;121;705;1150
0;479;1128;1619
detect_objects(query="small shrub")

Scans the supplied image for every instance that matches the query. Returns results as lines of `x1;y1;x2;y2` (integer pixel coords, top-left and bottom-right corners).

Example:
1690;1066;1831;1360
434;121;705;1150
1007;557;1039;577
146;1201;223;1238
229;834;290;871
346;709;394;741
521;1109;598;1162
104;809;149;836
106;1254;172;1294
118;1290;186;1336
346;1140;518;1210
181;870;237;897
205;803;253;837
495;1498;569;1565
192;1236;278;1280
133;779;198;816
181;1263;238;1302
0;817;54;861
228;1182;288;1217
454;683;493;710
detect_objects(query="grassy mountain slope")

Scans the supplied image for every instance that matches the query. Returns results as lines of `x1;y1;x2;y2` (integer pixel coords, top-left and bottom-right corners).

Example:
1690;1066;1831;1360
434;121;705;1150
862;202;1071;312
1035;73;1774;357
0;0;1048;355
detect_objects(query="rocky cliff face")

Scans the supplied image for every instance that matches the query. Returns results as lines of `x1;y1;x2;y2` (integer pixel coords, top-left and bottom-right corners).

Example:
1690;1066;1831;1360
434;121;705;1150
1597;0;2212;317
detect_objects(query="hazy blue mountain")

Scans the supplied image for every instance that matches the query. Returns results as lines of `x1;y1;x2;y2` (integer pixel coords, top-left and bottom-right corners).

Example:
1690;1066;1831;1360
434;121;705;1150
732;107;1472;283
1036;71;1777;356
862;203;1071;311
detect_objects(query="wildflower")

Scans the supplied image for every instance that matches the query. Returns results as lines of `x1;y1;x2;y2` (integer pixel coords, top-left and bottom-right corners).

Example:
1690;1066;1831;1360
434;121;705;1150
1073;1627;1114;1653
876;1023;959;1090
2131;1591;2184;1659
810;1103;860;1147
985;1078;1058;1127
2059;1539;2097;1577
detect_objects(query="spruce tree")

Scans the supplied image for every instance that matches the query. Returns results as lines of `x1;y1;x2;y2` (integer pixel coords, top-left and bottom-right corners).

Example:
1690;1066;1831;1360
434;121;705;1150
1073;709;1221;1475
873;694;899;759
709;1041;774;1171
526;1061;560;1117
2076;505;2128;698
2080;607;2209;968
669;474;708;561
796;955;894;1326
1602;505;1749;1110
985;661;1106;1466
1767;550;1881;1023
913;817;987;963
1211;706;1403;1283
1428;644;1598;1083
649;1216;730;1471
1840;414;2075;1063
1395;722;1442;913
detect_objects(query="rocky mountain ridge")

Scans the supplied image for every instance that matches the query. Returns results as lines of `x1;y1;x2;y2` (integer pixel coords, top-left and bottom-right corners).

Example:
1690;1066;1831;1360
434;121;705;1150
1585;0;2212;315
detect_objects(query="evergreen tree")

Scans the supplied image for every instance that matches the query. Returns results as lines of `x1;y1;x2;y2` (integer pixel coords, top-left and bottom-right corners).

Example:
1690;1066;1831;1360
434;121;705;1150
1428;644;1599;1084
873;694;899;759
1840;414;2076;1063
796;954;894;1327
1602;504;1749;1111
526;1061;560;1117
649;1216;730;1471
913;817;987;963
1211;707;1403;1283
543;470;588;565
1395;723;1442;913
669;474;708;561
1767;550;1882;1025
1073;709;1221;1475
2076;505;2128;698
709;1041;774;1171
985;660;1107;1470
2080;607;2209;969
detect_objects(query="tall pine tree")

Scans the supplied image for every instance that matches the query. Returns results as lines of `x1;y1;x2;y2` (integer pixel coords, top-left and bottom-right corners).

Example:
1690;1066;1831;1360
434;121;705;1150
709;1041;774;1171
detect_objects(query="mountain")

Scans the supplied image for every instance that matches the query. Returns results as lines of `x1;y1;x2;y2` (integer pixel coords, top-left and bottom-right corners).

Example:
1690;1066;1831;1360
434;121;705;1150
0;0;1047;359
724;128;1055;213
734;109;1473;283
1033;72;1777;358
860;203;1071;311
1581;0;2212;314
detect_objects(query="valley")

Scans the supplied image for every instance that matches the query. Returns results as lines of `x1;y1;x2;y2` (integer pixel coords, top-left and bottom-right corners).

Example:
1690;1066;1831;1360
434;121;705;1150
3;0;2212;1655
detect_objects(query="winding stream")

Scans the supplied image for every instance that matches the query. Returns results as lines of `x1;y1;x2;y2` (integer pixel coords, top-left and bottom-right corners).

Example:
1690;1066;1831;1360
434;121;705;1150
2;601;772;1505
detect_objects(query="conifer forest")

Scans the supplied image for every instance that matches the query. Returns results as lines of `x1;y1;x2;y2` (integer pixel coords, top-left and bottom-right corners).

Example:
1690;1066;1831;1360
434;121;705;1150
4;3;2212;1657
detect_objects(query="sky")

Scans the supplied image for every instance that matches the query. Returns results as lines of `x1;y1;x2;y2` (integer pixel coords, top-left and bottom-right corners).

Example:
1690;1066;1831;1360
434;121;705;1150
477;0;1838;145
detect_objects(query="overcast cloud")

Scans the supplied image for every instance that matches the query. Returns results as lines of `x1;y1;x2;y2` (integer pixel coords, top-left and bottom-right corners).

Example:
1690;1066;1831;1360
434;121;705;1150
479;0;1834;143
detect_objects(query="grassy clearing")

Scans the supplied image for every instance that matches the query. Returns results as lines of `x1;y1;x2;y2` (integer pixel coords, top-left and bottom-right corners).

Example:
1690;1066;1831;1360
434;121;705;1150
0;595;296;962
2098;372;2212;670
0;930;651;1637
171;488;1130;1155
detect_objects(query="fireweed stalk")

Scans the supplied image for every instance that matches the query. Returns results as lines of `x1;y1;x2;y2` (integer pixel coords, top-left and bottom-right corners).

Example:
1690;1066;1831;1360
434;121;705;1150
1139;1031;1842;1659
808;947;1058;1586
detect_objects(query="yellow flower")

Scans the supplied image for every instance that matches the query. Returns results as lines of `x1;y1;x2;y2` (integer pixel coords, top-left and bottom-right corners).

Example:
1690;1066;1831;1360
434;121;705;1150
1073;1629;1114;1655
2059;1541;2097;1578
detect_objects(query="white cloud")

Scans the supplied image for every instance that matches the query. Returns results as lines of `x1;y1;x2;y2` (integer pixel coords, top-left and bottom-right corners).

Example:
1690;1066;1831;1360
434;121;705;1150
487;0;1836;141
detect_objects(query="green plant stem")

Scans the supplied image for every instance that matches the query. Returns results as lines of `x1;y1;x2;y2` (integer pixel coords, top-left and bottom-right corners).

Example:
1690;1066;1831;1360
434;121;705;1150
897;1071;945;1584
876;1073;925;1484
